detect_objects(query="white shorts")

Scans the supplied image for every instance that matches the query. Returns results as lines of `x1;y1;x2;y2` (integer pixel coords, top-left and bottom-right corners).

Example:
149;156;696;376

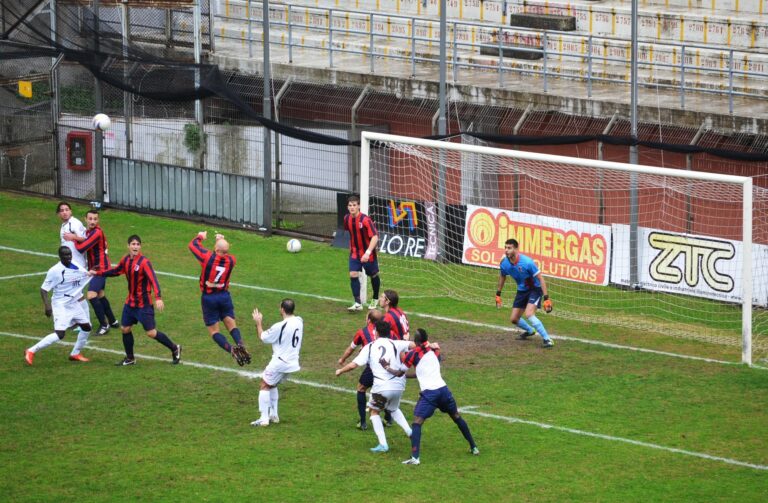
52;300;90;331
262;359;299;387
368;389;404;412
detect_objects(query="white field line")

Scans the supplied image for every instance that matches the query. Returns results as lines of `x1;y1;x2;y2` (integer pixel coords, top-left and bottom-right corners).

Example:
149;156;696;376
3;330;767;472
0;271;46;281
0;244;763;370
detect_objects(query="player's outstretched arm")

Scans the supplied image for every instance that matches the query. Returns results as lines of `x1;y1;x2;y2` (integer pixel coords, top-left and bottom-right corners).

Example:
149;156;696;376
338;345;356;366
252;308;265;339
335;361;359;376
379;357;406;377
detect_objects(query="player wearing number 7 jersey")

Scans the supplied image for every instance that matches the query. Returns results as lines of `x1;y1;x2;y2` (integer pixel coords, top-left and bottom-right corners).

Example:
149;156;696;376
189;231;250;366
250;299;303;427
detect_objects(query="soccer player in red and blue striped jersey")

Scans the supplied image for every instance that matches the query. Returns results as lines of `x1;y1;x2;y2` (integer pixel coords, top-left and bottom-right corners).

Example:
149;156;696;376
189;231;249;366
381;328;479;465
74;210;118;335
380;289;410;341
92;234;181;366
343;195;381;311
337;309;384;430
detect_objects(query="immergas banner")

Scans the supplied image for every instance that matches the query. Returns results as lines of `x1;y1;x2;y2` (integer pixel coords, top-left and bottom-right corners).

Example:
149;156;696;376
369;197;438;260
611;225;768;306
462;204;611;285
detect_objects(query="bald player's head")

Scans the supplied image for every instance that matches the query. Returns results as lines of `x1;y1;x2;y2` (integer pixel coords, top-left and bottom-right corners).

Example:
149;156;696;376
214;238;230;255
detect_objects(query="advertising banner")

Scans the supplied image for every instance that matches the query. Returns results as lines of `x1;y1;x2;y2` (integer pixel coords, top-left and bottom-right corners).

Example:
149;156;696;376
370;197;438;261
462;205;611;285
611;225;768;306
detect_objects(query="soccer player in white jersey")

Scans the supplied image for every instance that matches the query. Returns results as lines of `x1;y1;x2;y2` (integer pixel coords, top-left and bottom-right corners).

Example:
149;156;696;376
381;328;479;465
25;246;92;365
250;299;303;427
336;320;413;453
57;201;87;269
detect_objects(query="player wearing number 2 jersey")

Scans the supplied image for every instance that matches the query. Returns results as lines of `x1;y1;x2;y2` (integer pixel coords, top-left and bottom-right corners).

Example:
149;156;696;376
189;231;250;366
250;299;303;427
336;320;413;453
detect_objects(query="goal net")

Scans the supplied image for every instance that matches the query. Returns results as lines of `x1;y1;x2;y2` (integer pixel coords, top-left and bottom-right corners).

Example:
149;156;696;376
361;131;768;365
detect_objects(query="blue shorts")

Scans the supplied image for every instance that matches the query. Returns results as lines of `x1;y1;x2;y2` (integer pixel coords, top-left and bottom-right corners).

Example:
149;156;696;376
413;386;458;420
88;275;107;293
349;256;379;276
201;291;235;326
358;364;374;388
121;305;156;331
512;287;543;309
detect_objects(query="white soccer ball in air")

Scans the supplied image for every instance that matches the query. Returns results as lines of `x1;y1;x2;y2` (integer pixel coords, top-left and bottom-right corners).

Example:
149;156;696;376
92;113;111;131
286;239;302;253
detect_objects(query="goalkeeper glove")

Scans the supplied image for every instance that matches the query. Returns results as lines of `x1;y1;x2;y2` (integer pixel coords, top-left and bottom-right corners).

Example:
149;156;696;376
542;295;553;313
495;291;502;308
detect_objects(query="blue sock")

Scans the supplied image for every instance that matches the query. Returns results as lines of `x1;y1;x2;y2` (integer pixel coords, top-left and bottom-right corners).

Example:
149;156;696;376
527;315;550;340
213;332;231;352
452;416;477;450
371;275;381;300
122;331;135;359
410;423;422;459
356;391;367;425
230;327;242;345
101;297;116;324
384;410;392;424
515;318;535;334
154;331;176;351
351;277;361;303
89;298;107;327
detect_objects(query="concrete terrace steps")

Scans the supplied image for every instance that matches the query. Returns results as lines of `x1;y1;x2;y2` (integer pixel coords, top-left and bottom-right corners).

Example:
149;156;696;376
219;0;768;50
215;2;768;96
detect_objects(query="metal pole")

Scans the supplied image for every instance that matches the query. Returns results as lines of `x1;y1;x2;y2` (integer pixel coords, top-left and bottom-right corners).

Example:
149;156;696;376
542;32;548;93
194;1;204;169
369;13;374;73
437;0;447;261
263;0;273;232
629;0;639;288
680;45;686;109
587;35;593;98
743;178;753;365
351;84;371;194
329;9;334;68
498;27;504;88
411;18;416;78
50;54;64;197
452;21;457;82
274;77;293;230
121;3;132;159
248;0;253;58
729;49;734;115
288;4;293;63
93;0;104;204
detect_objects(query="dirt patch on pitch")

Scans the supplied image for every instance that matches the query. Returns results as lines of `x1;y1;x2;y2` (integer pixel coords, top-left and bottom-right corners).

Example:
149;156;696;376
433;328;549;369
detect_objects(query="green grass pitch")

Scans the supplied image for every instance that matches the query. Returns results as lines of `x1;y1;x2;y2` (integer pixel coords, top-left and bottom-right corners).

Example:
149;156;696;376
0;192;767;502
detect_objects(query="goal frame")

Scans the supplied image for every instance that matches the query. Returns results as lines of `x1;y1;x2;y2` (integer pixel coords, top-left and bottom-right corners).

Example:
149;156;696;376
360;131;754;365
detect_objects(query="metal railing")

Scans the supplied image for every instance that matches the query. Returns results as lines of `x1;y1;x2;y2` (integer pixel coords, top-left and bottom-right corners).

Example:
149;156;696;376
216;2;768;113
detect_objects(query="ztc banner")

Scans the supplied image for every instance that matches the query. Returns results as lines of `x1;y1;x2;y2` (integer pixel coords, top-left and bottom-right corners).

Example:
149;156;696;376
610;225;768;306
462;205;611;285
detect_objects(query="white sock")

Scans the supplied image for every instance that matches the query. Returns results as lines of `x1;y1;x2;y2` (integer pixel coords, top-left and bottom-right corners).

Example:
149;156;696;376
70;330;90;356
258;390;271;420
390;409;412;437
269;388;279;417
29;333;61;353
370;414;387;447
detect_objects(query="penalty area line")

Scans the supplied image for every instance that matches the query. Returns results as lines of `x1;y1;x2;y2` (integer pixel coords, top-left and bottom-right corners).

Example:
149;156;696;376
2;330;767;472
0;244;759;369
0;271;47;281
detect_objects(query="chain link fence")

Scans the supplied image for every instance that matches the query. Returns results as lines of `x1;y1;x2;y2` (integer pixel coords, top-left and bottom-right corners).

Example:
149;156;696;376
2;2;768;238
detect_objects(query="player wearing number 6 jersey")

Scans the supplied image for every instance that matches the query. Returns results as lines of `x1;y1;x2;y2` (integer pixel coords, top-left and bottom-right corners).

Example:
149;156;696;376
496;238;554;348
189;231;250;366
250;299;303;427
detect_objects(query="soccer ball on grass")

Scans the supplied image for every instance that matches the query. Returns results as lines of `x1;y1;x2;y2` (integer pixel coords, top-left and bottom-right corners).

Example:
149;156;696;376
286;239;302;253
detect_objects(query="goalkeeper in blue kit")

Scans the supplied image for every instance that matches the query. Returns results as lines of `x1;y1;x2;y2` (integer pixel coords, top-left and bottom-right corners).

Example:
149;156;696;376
495;238;555;348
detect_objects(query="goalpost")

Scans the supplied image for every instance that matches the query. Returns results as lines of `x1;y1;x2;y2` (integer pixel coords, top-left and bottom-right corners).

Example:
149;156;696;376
360;131;766;365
